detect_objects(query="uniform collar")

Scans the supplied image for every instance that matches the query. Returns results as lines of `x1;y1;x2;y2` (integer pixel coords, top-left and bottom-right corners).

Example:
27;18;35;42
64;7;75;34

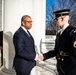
61;23;69;34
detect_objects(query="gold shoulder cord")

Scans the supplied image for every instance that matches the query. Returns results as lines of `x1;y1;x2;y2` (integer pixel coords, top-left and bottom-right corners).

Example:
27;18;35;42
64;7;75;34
70;29;74;36
73;41;76;48
60;65;65;74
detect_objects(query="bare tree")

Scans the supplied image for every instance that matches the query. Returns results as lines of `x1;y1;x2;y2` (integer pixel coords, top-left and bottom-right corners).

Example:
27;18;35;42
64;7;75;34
46;0;76;35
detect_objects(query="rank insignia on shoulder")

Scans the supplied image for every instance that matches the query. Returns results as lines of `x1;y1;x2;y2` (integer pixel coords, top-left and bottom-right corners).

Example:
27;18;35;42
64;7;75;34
73;41;76;48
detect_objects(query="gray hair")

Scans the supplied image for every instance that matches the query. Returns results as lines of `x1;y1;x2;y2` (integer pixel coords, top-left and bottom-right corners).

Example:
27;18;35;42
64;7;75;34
21;15;31;26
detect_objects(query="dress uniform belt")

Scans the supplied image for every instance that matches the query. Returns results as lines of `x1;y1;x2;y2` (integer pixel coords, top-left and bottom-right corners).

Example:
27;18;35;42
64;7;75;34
59;51;70;56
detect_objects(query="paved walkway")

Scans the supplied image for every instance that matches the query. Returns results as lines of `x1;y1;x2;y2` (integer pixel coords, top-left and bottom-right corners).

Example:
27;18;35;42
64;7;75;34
0;36;57;75
0;57;57;75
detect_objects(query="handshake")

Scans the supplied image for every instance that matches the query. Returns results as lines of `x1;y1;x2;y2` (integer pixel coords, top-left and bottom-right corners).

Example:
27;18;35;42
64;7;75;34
37;54;44;61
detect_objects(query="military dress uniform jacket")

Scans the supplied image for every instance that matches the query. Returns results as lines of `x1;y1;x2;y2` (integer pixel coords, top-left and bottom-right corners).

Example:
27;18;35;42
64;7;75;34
43;25;76;75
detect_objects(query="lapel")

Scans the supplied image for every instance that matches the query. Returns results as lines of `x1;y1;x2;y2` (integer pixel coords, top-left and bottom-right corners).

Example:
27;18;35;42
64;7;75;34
19;27;34;42
27;30;34;40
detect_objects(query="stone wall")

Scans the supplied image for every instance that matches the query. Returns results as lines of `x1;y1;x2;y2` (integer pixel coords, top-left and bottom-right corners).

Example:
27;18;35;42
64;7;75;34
0;0;2;31
0;0;2;67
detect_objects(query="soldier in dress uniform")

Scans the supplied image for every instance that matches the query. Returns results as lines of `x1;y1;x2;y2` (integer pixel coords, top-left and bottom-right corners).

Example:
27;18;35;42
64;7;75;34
42;9;76;75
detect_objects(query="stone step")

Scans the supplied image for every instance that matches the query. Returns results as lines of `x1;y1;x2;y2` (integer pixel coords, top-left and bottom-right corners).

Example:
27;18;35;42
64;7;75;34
36;57;57;75
0;66;16;75
0;70;15;75
0;57;57;75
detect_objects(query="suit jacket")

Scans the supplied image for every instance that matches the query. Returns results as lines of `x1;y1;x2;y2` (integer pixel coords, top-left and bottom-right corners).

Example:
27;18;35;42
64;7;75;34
13;27;36;75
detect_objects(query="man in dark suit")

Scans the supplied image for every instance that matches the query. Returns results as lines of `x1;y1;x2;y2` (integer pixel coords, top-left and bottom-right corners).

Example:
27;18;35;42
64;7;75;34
41;9;76;75
13;15;43;75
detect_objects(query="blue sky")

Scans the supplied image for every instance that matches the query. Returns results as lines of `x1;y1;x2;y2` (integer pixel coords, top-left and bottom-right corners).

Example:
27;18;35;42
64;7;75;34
46;0;56;7
46;0;57;31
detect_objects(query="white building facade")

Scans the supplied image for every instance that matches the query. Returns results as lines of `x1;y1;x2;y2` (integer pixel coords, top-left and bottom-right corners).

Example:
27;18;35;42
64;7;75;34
0;0;56;74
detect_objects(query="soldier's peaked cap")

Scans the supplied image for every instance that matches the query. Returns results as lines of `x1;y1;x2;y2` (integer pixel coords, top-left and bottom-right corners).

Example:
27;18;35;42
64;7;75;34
53;9;70;18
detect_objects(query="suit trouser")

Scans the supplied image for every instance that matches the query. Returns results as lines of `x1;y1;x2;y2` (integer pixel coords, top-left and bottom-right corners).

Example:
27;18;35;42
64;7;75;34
15;66;37;75
15;70;30;75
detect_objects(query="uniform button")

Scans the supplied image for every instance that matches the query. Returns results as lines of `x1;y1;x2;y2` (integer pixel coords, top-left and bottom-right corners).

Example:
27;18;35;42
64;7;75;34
58;57;60;60
61;58;64;61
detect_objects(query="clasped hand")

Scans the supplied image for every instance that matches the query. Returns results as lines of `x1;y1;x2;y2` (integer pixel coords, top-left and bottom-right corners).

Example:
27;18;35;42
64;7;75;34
38;54;44;61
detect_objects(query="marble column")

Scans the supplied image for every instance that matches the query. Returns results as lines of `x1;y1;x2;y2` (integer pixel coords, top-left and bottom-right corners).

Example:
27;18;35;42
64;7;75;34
33;0;46;54
2;0;33;74
2;0;46;74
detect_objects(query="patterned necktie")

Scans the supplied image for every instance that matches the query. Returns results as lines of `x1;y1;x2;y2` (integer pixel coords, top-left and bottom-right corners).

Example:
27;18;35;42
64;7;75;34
27;30;34;41
27;30;31;37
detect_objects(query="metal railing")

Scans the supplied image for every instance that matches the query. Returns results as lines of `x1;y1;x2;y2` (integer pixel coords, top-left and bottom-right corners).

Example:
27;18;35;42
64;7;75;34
40;39;55;54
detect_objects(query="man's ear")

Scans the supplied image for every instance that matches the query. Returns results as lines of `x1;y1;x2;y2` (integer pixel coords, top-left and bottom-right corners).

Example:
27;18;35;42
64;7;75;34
22;21;25;26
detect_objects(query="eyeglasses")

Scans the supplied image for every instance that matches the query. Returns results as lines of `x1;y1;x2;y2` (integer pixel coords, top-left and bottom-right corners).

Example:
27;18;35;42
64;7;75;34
54;17;62;22
54;18;58;22
24;21;33;23
54;17;59;20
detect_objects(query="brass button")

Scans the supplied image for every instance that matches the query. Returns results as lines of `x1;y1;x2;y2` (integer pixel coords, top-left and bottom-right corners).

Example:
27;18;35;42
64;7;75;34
58;57;60;60
61;58;64;61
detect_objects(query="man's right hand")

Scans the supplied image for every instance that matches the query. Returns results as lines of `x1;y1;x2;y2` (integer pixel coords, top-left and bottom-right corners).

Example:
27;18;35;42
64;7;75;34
38;54;44;61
